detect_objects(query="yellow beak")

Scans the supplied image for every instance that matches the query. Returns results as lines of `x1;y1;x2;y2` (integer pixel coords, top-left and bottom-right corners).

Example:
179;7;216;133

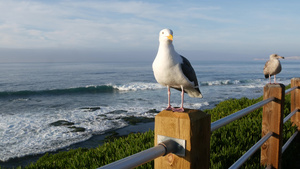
167;34;173;41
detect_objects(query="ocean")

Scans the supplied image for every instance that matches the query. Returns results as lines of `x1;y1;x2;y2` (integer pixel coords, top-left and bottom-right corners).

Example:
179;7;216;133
0;60;299;167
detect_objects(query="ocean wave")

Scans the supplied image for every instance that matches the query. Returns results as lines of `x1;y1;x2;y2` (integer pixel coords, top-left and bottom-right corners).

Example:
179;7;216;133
0;79;265;98
200;79;262;86
112;82;163;91
0;85;115;98
1;78;269;98
200;80;239;86
0;83;163;98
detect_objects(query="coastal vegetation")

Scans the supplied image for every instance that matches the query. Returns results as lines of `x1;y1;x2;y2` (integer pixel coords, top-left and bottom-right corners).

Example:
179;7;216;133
5;85;299;169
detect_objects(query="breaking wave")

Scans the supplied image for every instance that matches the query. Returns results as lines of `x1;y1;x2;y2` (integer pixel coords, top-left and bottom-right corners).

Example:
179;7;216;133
0;83;163;98
200;79;263;86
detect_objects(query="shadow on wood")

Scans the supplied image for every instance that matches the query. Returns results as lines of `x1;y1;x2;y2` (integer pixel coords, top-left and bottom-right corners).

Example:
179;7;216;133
154;109;211;169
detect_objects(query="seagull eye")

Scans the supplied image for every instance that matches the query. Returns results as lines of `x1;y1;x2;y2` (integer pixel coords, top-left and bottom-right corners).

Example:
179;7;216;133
162;32;164;34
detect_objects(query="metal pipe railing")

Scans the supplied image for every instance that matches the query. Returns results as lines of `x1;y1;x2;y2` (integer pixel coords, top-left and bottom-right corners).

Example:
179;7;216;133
282;131;299;153
97;139;178;169
211;97;275;132
284;109;298;124
98;83;299;169
220;86;299;168
229;131;273;169
285;86;297;95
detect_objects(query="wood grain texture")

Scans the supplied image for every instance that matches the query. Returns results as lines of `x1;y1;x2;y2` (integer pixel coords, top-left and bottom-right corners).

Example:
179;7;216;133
291;78;300;130
154;109;210;169
261;84;285;169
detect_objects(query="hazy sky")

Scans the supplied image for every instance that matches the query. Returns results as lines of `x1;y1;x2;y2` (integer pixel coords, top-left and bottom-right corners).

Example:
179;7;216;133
0;0;299;62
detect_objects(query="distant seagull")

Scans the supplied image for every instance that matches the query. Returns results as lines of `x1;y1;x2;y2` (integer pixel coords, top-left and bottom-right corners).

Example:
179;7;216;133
152;28;202;112
263;54;284;83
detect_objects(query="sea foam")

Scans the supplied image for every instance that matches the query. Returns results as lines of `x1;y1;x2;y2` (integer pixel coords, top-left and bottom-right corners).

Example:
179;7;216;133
0;105;160;161
113;82;163;91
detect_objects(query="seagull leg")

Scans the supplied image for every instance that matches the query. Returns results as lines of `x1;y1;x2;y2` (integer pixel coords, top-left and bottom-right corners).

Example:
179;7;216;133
269;74;271;84
173;85;185;112
274;75;276;84
165;86;172;110
180;86;185;111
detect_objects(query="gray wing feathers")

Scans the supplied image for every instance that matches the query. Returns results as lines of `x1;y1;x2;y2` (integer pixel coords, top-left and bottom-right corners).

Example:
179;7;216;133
180;55;200;93
263;61;269;78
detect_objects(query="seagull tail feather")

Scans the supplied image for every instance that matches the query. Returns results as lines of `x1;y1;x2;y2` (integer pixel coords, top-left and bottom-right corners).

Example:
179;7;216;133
187;88;203;98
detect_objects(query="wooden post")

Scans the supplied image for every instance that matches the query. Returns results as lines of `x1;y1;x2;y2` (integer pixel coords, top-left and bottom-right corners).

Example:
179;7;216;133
154;109;211;169
261;84;285;169
291;78;300;130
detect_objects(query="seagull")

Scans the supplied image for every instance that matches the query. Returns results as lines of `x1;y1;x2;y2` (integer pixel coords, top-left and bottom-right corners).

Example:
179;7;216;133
263;54;284;83
152;28;202;112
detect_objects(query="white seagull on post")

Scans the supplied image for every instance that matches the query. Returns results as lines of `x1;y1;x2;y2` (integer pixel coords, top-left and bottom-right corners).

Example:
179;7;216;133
263;54;284;84
152;28;202;112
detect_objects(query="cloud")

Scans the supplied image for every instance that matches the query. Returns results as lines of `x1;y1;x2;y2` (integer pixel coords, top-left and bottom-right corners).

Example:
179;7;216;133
0;0;300;62
0;1;177;50
0;0;232;50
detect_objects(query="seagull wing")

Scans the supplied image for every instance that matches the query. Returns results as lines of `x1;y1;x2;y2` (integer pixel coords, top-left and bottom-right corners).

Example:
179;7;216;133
263;60;270;78
180;55;200;93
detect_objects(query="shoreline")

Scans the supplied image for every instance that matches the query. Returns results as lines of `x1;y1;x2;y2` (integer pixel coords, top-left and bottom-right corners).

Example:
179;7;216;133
0;122;154;169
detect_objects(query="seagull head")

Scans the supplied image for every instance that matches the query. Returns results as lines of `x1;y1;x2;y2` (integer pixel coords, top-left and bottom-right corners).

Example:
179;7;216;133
270;54;284;60
159;29;173;43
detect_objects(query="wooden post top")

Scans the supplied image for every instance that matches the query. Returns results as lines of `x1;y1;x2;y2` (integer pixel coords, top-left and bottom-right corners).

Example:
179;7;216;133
155;109;211;169
264;83;285;88
156;109;208;120
292;77;300;81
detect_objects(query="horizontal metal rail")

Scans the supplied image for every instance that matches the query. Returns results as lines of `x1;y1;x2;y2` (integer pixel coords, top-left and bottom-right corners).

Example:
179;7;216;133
282;131;299;153
284;109;298;124
285;86;297;95
282;86;299;153
211;97;275;132
97;140;177;169
229;131;273;169
99;84;299;169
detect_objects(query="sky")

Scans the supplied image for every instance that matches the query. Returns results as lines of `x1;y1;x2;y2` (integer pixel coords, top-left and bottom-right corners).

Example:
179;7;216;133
0;0;299;62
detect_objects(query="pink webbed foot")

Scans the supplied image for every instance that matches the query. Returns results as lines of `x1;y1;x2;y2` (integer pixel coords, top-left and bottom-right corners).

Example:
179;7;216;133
172;107;185;112
165;105;173;111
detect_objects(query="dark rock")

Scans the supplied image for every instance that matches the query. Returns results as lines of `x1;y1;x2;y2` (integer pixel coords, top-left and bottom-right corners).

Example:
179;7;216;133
68;126;86;132
80;107;101;112
49;120;75;126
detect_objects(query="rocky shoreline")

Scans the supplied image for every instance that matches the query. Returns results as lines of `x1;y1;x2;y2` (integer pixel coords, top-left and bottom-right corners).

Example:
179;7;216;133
0;122;154;169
